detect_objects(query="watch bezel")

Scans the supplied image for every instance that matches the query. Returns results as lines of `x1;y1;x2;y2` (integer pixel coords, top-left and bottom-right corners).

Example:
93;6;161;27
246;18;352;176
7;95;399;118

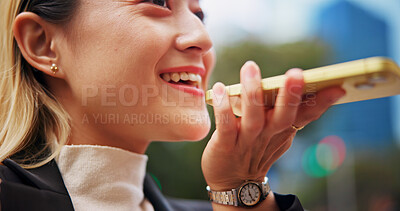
237;181;263;207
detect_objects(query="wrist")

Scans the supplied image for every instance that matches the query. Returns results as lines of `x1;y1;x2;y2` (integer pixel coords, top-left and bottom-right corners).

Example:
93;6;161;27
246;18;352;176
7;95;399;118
206;181;243;192
206;177;271;208
205;176;265;191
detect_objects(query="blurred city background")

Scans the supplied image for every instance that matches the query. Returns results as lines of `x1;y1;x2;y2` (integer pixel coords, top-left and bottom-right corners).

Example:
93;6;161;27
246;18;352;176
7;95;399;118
146;0;400;210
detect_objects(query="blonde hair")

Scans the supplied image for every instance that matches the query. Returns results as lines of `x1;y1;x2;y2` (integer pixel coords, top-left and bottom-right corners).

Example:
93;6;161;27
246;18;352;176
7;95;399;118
0;0;74;168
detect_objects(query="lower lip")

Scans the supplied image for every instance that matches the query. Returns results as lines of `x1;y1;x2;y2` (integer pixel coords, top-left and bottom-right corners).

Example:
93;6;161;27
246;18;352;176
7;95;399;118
160;79;204;97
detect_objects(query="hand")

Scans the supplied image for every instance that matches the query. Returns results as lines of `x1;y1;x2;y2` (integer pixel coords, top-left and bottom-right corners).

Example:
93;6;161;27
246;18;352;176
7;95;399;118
201;61;345;192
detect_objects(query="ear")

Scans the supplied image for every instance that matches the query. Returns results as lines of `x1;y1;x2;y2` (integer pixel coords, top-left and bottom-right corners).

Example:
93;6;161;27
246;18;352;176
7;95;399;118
13;12;65;79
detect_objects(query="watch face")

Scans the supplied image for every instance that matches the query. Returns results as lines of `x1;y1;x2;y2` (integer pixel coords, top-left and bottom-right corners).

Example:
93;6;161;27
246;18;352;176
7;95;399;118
238;182;261;207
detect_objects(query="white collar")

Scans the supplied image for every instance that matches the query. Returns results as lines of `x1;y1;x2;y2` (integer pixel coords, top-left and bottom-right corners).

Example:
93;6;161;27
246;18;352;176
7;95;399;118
56;145;154;211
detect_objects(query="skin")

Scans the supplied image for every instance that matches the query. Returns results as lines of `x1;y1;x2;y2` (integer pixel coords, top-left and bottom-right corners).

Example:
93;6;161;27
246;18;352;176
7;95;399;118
14;0;214;154
204;63;345;210
12;0;346;210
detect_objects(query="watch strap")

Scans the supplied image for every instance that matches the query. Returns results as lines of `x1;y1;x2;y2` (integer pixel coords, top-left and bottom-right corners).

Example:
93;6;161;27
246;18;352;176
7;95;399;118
206;186;238;206
261;177;271;198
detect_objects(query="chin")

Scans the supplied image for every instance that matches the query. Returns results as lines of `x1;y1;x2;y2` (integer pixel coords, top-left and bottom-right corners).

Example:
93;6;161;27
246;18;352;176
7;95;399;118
169;114;211;142
184;123;211;141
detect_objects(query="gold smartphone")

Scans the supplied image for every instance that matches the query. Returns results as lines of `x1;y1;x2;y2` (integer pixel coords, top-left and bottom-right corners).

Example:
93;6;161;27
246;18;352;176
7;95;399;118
205;57;400;116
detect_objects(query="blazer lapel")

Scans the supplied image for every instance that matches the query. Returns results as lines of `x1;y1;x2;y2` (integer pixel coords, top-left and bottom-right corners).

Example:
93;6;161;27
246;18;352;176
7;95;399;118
3;159;69;194
1;159;74;211
3;159;175;211
144;173;174;211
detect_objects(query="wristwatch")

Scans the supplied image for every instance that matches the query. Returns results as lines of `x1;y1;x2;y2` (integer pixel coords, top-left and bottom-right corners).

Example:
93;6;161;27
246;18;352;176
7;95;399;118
206;177;271;207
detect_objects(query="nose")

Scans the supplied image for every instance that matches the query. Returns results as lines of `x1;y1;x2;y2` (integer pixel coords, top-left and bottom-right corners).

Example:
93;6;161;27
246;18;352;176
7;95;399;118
175;10;213;55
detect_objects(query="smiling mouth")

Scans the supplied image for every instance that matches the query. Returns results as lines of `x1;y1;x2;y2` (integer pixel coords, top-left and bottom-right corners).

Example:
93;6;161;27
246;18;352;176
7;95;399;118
160;72;202;89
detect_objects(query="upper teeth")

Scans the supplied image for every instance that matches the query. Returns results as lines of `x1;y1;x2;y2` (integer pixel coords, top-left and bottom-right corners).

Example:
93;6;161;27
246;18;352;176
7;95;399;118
161;72;202;83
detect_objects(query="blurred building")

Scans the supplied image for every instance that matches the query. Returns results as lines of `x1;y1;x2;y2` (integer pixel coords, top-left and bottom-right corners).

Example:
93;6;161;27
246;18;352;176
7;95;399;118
314;0;394;147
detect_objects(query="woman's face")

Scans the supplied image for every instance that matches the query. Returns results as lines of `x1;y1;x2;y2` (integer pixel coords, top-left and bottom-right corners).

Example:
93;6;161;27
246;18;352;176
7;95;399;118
54;0;214;144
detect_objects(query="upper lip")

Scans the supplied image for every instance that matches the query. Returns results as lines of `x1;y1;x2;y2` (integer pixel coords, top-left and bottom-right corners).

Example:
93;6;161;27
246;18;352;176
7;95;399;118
159;66;206;77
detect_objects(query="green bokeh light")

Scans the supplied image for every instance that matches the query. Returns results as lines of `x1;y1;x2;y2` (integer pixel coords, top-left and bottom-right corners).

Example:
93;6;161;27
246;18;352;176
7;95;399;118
302;136;347;178
316;143;335;171
302;144;333;178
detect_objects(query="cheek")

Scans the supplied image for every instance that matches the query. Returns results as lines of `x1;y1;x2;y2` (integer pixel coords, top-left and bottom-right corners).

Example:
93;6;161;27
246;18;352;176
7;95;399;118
202;49;216;89
64;20;171;104
72;25;166;76
204;49;216;72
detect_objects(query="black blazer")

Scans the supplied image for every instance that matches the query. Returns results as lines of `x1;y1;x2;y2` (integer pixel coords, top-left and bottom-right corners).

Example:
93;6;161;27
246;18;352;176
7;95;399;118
0;159;303;211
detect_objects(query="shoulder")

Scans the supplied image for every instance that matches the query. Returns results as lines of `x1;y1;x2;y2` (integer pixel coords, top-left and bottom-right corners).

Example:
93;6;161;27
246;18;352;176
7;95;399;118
274;192;304;211
0;159;74;211
0;160;23;184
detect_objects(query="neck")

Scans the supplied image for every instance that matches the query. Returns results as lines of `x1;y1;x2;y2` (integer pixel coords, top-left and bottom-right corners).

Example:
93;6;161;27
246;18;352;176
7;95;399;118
67;116;150;154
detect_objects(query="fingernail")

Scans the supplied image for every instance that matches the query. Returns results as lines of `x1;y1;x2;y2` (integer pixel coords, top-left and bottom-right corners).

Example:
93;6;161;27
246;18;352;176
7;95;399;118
213;82;225;97
287;68;303;80
244;61;259;81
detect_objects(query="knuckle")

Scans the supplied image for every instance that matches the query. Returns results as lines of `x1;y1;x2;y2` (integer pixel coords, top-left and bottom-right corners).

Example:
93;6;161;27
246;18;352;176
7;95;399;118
243;87;263;106
216;105;231;116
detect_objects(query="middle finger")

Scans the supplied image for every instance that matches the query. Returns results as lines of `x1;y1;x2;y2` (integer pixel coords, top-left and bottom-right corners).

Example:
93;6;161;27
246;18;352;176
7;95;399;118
238;61;265;147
